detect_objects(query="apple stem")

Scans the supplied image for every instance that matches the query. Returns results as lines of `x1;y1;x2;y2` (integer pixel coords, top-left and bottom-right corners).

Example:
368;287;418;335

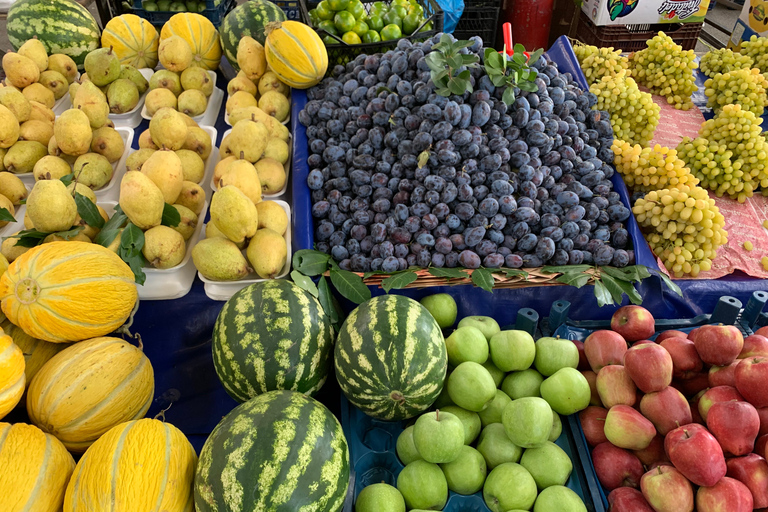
435;409;440;421
683;429;691;439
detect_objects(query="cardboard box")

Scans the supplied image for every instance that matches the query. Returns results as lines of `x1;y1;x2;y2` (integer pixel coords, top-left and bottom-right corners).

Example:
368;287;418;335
581;0;710;26
728;0;768;48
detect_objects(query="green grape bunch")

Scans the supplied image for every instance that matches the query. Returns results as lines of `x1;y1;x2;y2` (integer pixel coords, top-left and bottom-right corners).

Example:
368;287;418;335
700;48;754;78
704;67;768;117
741;35;768;78
573;43;630;85
629;32;698;110
612;140;699;193
591;70;660;146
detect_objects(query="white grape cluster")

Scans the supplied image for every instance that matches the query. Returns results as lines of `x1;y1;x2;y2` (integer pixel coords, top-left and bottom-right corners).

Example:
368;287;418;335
591;70;660;146
700;48;754;78
741;35;768;78
612;140;699;193
704;67;768;117
629;32;698;110
573;43;630;85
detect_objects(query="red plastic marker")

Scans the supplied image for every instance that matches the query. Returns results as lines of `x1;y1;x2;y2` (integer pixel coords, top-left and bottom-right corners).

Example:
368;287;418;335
502;22;530;60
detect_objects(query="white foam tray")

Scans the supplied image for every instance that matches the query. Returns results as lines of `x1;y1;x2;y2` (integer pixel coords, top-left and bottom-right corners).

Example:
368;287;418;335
199;199;292;301
51;72;81;116
213;128;291;200
223;91;291;127
141;70;223;127
54;69;154;128
0;204;25;239
16;126;134;200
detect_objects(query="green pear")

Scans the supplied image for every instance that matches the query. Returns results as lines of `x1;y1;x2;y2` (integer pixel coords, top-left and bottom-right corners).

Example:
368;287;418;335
149;69;182;95
73;81;110;129
84;47;121;86
180;67;213;96
192;237;250;281
170;204;197;240
73;153;113;189
210;185;257;244
177;89;207;117
90;126;125;163
175;149;205;183
142;225;186;268
27;179;77;232
107;78;140;114
3;140;47;173
38;70;69;100
119;171;164;229
263;137;289;165
119;65;149;94
125;148;156;173
246;228;286;278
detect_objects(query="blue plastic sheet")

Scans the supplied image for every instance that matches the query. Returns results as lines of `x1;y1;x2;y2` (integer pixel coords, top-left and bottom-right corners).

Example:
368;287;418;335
437;0;463;33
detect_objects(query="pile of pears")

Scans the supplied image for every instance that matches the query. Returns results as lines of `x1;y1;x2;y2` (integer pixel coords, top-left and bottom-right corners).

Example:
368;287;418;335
73;46;150;115
144;36;213;118
226;36;291;124
0;172;28;230
119;107;208;269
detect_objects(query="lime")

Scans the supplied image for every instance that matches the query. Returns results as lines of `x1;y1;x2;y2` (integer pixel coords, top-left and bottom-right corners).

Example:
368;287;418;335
342;31;362;44
367;13;384;31
327;0;350;10
402;12;421;35
143;1;158;10
391;5;408;18
197;2;206;11
373;1;388;10
334;10;357;32
408;3;424;16
419;20;433;32
185;0;197;10
392;0;409;6
318;20;338;34
382;10;402;28
380;23;402;40
170;1;185;11
352;20;369;35
362;30;381;43
323;35;339;45
347;0;366;19
315;1;335;19
157;0;171;10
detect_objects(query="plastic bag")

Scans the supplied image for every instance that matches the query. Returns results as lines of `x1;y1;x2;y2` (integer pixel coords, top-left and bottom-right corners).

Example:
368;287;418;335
436;0;464;33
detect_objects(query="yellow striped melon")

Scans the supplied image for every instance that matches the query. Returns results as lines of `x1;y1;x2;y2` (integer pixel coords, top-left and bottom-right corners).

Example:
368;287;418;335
0;422;76;512
65;418;197;512
0;241;138;343
1;319;68;388
102;14;159;69
27;336;154;452
264;20;327;89
0;329;24;419
160;13;221;70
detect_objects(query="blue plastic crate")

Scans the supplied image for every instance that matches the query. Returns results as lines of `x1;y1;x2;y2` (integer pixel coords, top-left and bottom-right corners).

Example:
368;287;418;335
275;0;301;20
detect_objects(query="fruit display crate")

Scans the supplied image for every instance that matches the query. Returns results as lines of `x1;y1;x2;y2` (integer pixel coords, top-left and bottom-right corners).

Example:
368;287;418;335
338;303;604;512
555;291;768;510
298;0;443;69
451;7;500;49
275;0;301;20
131;0;236;27
574;11;703;52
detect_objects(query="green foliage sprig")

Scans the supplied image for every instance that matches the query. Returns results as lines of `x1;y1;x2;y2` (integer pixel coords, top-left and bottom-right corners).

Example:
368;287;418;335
483;45;545;105
425;34;480;97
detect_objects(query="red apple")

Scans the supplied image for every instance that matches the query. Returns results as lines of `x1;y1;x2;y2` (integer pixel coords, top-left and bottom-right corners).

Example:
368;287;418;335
756;326;768;337
639;386;692;435
758;407;768;436
624;343;673;393
608;487;654;512
693;324;744;366
726;454;768;508
735;357;768;408
740;334;768;358
640;464;694;512
604;405;656;450
579;406;608;446
632;339;655;346
660;337;703;379
673;373;711;398
596;365;637;408
690;390;707;425
584;330;628;372
756;434;768;458
656;330;689;342
582;370;602;407
665;423;727;487
698;386;744;422
633;434;669;468
611;305;656;342
592;441;645;490
707;400;760;456
696;476;754;512
572;339;590;371
709;360;740;388
688;327;701;341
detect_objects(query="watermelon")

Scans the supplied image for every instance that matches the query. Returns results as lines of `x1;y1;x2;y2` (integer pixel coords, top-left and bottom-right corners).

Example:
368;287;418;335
7;0;100;69
220;0;286;70
212;280;335;403
194;390;350;512
335;295;447;421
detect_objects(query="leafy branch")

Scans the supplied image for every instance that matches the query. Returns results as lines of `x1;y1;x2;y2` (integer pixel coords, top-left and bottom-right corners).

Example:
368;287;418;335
483;45;545;105
425;34;480;97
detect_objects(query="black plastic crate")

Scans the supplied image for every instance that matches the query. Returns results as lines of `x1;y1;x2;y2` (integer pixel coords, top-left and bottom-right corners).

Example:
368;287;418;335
463;0;502;7
275;0;302;20
299;0;443;69
131;0;236;28
452;7;499;45
574;10;703;52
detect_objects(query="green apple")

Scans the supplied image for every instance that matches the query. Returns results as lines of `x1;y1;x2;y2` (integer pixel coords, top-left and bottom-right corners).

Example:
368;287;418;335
355;483;406;512
440;445;487;495
482;359;505;387
447;361;497;412
520;441;573;490
549;412;562;442
476;423;523;469
441;405;481;444
477;389;512;427
490;330;536;372
533;337;580;377
432;373;453;408
483;462;538;512
445;326;489;366
413;410;464;463
396;426;423;465
533;485;587;512
458;316;500;340
396;460;448;510
420;293;457;329
501;397;553;448
540;367;591;415
501;369;544;399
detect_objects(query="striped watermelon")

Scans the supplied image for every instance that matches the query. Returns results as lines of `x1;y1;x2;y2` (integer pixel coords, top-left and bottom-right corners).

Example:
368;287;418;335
212;280;335;402
335;295;447;421
219;0;286;71
194;390;349;512
7;0;100;68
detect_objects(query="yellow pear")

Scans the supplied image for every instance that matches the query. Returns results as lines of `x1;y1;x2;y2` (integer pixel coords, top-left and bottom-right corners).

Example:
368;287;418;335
22;83;55;109
3;141;47;173
246;228;287;279
177;89;207;117
192;237;251;281
142;225;186;269
33;155;70;181
159;36;193;72
17;38;49;73
138;129;159;150
38;70;68;100
90;126;125;163
0;194;15;228
149;70;182;95
178;112;199;127
53;109;92;156
219;157;262;205
256;200;288;235
67;182;97;203
125;148;156;173
227;72;257;97
73;81;110;129
118;171;164;229
27;179;77;232
145;88;177;116
258;71;289;96
170;203;198;241
180;67;213;96
0;105;20;148
2;52;40;89
263;137;290;165
258;90;290;122
149;107;187;150
205;221;245;249
223;118;269;162
2;232;31;262
0;172;28;205
0;87;31;122
141;149;184;203
175;181;206;215
77;205;109;240
226;91;258;114
43;232;92;243
48;54;78;84
213;155;236;187
228;107;289;141
183;127;212;160
210;185;257;244
254;158;286;195
237;37;267;82
175;149;205;183
27;101;55;123
18;119;53;146
73;153;113;189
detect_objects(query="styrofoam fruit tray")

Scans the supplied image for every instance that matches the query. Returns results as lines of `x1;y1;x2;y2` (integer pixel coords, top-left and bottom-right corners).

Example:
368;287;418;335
199;199;292;301
141;70;223;127
55;69;154;128
213;129;291;200
16;126;134;200
223;90;291;127
51;72;81;116
0;204;26;239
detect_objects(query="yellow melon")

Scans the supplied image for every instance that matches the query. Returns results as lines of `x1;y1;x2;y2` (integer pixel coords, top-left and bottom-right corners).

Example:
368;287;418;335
1;320;68;388
0;242;138;343
0;422;76;512
27;336;154;452
65;418;197;512
160;13;221;70
0;329;24;419
264;20;327;89
102;14;160;69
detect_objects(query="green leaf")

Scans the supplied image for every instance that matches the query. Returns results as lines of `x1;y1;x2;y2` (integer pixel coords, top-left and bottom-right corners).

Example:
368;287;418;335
518;81;538;92
623;265;652;281
54;226;84;240
514;43;526;55
461;54;479;65
74;193;105;229
490;74;509;88
418;150;430;168
291;270;319;298
428;267;469;279
0;208;15;223
9;229;48;248
484;48;502;69
541;264;592;274
440;33;453;45
161;203;181;227
529;48;545;63
431;68;449;82
448;77;465;95
593;280;613;307
654;270;683;297
601;274;630;306
292;249;330;276
500;268;528;279
453;40;474;49
118;223;146;285
600;266;636;283
381;271;418;292
556;272;591;288
471;268;494;293
317;275;340;325
450;54;463;69
501;86;516;106
435;87;452;97
513;52;526;65
458;69;471;80
330;268;371;304
605;274;643;305
426;52;444;70
59;173;75;187
94;209;128;247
